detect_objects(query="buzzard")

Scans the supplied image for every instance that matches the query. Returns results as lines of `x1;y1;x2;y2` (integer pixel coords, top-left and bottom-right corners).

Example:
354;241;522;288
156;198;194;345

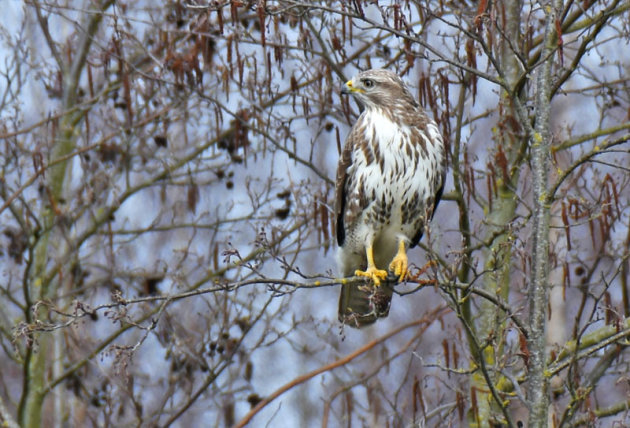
335;69;446;328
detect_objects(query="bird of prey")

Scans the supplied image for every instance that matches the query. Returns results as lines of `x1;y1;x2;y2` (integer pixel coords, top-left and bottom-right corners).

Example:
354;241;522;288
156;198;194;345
335;69;446;328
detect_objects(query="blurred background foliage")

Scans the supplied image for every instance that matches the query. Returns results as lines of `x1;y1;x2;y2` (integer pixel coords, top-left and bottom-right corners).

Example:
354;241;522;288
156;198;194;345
0;0;629;426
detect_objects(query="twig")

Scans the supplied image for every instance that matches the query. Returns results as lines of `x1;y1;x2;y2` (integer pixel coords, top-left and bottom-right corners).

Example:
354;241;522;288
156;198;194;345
235;306;449;428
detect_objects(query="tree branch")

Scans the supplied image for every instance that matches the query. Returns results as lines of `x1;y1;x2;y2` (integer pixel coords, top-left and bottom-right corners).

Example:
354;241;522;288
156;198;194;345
235;306;449;428
527;1;563;425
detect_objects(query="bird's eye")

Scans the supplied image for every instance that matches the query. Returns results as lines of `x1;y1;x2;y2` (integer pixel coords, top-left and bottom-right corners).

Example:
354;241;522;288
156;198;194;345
363;79;374;88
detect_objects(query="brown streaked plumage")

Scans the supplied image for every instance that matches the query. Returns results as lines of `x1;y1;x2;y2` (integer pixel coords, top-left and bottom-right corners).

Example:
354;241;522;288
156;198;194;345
335;69;446;328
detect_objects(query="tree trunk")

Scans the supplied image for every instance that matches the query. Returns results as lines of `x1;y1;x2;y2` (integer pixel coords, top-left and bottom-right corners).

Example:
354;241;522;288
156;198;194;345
527;1;563;426
468;1;523;426
17;3;113;426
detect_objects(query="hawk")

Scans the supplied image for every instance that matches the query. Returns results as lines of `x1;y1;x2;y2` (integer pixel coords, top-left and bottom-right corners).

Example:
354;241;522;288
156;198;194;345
335;69;446;328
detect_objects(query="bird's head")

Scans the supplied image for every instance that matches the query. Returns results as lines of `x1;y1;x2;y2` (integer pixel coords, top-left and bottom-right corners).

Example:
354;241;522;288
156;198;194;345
341;69;417;110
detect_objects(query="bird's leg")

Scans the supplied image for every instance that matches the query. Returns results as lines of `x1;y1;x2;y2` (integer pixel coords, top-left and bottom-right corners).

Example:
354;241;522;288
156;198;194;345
389;239;409;282
355;245;388;286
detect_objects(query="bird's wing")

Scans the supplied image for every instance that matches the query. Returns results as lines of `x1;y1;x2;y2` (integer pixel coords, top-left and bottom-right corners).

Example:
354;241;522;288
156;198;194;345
408;116;446;248
334;123;360;247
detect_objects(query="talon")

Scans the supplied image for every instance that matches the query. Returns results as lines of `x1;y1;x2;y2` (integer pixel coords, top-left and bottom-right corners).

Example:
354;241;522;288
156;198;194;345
389;240;409;282
355;267;388;286
355;245;388;286
389;257;408;281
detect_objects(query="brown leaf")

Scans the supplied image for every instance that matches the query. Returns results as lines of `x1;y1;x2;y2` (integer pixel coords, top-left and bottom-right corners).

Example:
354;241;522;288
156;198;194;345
274;207;290;220
519;331;530;366
588;216;596;247
486;171;493;212
247;393;262;408
98;143;121;163
470;386;479;423
122;64;133;127
154;135;168;148
562;262;571;300
257;0;266;47
474;0;488;31
230;0;239;22
217;6;224;34
4;229;27;264
187;184;199;214
452;342;459;369
213;243;219;271
142;275;164;296
331;35;342;51
495;145;509;184
442;339;450;372
561;201;571;251
555;18;564;66
244;361;253;381
290;74;298;92
412;376;426;420
223;401;234;427
604;291;615;325
456;390;465;420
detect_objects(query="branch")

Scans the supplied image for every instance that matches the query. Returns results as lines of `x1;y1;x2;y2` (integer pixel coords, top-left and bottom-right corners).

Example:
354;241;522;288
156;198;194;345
29;0;64;72
551;0;622;96
527;1;563;425
570;398;630;426
548;132;630;201
0;394;19;428
553;123;630;152
62;0;115;107
548;317;630;376
234;306;449;428
161;296;276;426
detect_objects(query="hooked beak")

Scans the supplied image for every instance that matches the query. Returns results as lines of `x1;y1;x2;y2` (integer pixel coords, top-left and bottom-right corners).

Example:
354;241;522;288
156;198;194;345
341;79;361;95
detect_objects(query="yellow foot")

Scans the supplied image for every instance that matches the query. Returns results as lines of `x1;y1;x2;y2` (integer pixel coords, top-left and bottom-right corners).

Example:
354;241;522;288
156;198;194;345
389;252;409;282
355;267;388;286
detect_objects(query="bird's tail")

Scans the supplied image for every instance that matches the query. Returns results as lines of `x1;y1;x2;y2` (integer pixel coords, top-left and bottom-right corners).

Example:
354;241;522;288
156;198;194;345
338;280;395;328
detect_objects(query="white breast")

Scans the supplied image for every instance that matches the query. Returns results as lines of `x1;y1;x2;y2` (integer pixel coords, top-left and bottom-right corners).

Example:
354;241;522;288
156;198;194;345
339;110;444;273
